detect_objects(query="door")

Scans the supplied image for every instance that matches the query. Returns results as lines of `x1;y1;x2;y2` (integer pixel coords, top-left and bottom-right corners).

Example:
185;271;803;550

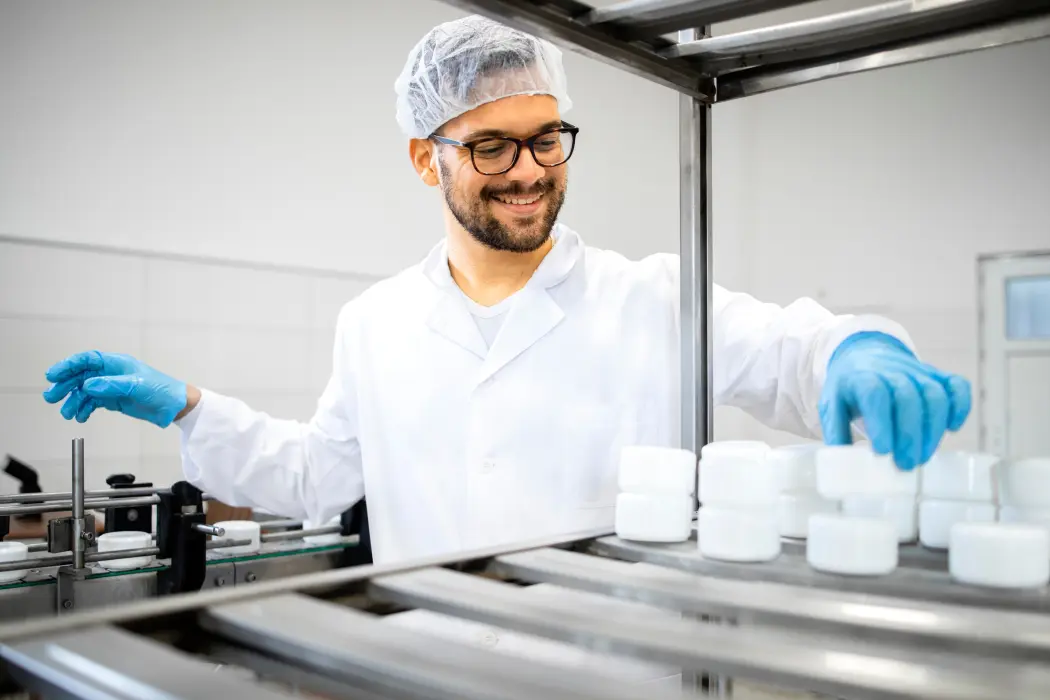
979;252;1050;458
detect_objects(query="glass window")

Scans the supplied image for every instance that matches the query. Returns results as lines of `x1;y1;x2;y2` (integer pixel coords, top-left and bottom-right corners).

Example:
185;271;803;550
1006;275;1050;339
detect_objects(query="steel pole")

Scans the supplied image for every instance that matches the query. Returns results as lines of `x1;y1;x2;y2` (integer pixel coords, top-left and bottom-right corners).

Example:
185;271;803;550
71;438;86;569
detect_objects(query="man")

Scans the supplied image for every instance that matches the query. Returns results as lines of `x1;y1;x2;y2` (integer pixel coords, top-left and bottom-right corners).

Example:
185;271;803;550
43;16;969;565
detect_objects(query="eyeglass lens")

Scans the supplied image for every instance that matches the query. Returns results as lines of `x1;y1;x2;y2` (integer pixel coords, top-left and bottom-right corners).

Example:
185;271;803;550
471;130;575;175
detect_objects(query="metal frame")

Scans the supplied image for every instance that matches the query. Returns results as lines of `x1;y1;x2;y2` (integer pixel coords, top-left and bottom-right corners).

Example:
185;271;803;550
3;529;1050;698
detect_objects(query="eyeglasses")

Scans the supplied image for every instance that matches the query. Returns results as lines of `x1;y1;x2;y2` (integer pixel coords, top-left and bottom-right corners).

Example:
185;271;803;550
430;122;579;176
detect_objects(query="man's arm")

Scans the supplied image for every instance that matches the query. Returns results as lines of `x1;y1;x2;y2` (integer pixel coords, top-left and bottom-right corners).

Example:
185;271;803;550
43;302;364;523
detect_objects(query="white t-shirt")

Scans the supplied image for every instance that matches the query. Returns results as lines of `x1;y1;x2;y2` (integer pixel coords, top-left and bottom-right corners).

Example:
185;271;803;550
459;288;518;349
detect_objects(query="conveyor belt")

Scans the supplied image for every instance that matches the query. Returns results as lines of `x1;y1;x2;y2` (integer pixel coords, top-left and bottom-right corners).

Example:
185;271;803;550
1;528;1050;699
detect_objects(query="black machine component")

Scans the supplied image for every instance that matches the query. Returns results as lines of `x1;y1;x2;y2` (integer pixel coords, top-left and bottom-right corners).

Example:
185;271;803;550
156;481;207;596
4;456;43;523
340;499;372;567
104;473;154;534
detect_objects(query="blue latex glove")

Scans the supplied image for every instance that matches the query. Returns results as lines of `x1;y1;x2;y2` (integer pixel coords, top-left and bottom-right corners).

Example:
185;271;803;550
819;332;971;471
43;351;187;428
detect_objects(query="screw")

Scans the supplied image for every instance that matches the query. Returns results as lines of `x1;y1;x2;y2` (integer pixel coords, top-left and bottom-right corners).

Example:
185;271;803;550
127;510;139;522
215;577;226;587
245;572;257;583
62;600;73;610
81;531;95;542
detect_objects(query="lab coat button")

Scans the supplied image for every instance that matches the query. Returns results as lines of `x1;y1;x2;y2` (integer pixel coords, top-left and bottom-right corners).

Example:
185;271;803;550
478;631;499;647
480;459;496;474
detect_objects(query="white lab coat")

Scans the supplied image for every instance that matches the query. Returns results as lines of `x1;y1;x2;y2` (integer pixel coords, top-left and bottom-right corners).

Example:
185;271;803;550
178;224;909;564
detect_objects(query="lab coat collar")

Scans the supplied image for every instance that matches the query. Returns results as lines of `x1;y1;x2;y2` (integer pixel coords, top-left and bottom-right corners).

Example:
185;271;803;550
420;223;579;379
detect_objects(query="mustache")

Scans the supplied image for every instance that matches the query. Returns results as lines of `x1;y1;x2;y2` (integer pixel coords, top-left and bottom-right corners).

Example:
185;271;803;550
482;179;557;199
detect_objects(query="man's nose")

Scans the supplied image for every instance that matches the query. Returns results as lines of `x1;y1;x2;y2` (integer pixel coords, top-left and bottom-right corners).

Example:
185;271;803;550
503;145;546;183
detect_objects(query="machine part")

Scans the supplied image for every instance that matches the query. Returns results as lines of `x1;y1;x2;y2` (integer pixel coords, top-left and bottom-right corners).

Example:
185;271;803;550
194;523;226;537
156;481;208;595
2;526;1050;699
2;626;294;699
0;486;164;505
104;473;155;534
47;513;96;554
3;456;43;522
71;438;86;570
0;495;160;518
340;499;373;567
260;524;342;543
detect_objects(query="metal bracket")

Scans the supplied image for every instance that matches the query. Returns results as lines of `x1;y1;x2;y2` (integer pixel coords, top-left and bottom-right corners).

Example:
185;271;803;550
47;514;96;554
56;565;89;614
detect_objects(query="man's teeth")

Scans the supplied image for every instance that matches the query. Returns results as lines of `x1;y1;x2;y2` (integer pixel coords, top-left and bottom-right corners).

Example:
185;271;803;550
493;193;542;205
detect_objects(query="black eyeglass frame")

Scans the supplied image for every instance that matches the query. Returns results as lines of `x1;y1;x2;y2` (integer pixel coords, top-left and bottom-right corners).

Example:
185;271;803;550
430;122;579;176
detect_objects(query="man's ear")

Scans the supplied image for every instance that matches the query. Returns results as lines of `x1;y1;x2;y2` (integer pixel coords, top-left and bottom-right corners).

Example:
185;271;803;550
409;138;440;187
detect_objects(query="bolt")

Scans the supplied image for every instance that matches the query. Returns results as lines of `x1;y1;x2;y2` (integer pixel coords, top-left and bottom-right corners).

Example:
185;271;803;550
245;572;257;583
62;600;73;610
81;531;95;542
127;510;139;522
215;577;226;587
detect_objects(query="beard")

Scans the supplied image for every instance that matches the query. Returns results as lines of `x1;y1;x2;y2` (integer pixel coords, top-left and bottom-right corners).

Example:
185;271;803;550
438;157;566;253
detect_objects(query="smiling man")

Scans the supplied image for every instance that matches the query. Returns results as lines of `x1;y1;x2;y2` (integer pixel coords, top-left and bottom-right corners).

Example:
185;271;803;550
43;15;970;565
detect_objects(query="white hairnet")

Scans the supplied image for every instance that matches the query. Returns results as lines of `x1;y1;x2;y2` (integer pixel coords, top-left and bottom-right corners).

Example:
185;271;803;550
395;15;572;139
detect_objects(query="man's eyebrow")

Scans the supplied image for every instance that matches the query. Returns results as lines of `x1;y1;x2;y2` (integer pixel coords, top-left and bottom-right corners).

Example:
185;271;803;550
462;121;564;141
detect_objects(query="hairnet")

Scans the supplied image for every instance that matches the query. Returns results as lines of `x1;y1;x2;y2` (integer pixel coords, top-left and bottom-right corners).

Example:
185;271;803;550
395;15;572;139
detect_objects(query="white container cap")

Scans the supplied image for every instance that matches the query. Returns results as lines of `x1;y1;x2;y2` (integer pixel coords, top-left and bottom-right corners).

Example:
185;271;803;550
700;441;770;462
699;452;778;507
807;514;898;576
769;444;820;494
213;520;262;555
777;493;838;539
1000;458;1050;509
619;446;697;496
615;492;693;543
921;451;998;501
96;530;154;571
0;542;28;584
998;506;1050;556
918;500;996;550
842;495;917;543
816;445;918;499
949;522;1050;588
697;507;780;562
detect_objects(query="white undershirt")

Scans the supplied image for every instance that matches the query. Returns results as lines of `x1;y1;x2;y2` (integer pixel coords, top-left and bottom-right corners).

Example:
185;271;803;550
459;288;519;349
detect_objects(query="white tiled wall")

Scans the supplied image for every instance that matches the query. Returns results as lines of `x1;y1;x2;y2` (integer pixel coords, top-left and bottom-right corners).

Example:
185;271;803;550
0;238;378;494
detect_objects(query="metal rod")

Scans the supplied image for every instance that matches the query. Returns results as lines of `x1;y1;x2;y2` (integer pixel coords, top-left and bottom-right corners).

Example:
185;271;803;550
259;519;304;531
581;0;817;37
716;12;1050;100
0;547;162;574
0;496;160;518
71;439;85;569
665;0;1050;63
260;525;343;543
206;538;253;550
0;486;167;505
194;524;226;537
678;26;713;498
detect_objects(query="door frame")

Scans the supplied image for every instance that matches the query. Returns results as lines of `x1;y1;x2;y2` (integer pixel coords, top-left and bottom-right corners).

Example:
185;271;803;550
978;250;1050;457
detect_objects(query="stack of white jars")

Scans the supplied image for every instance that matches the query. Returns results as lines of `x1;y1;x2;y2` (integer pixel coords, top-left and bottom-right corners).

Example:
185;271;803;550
697;441;781;562
614;446;697;543
768;444;838;539
918;451;997;549
946;455;1050;588
811;445;916;575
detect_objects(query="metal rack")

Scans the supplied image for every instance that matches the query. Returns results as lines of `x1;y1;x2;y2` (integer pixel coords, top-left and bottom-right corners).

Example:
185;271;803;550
2;527;1050;698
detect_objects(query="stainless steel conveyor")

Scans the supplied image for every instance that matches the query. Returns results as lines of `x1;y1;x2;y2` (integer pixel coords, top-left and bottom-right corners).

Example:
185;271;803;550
1;528;1050;699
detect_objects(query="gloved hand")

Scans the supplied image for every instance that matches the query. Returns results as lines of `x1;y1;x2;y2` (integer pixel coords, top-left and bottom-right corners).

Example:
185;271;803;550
42;351;187;428
819;332;971;471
